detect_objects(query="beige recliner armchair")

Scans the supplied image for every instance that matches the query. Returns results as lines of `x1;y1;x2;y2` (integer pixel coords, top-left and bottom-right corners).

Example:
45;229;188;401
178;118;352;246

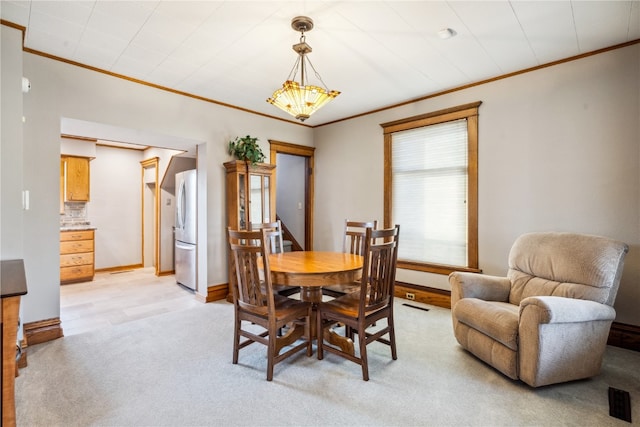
450;232;628;387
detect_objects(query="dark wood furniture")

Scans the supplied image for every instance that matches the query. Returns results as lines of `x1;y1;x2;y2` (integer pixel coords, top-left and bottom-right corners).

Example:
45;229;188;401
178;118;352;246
224;160;276;231
323;219;378;298
267;251;363;351
2;259;28;427
317;225;400;381
249;221;298;297
227;228;311;381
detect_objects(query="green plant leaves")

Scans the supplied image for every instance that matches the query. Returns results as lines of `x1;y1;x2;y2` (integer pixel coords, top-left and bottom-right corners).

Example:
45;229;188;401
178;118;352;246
228;135;266;164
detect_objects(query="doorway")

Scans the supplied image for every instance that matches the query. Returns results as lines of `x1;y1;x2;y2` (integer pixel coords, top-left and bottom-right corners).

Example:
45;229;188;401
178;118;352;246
269;140;315;250
141;157;159;274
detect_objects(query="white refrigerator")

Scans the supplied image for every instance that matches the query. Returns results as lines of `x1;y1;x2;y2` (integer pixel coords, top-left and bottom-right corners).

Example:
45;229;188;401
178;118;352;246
175;169;197;290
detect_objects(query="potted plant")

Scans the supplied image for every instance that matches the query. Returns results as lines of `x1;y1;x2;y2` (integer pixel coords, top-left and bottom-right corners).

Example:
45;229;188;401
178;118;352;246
228;135;266;164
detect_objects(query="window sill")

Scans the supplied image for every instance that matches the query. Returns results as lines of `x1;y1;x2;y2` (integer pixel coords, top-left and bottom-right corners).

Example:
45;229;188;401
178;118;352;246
397;260;482;276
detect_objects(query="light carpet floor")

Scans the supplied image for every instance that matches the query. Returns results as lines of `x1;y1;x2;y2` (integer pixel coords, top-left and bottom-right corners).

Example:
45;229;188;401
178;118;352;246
15;300;640;426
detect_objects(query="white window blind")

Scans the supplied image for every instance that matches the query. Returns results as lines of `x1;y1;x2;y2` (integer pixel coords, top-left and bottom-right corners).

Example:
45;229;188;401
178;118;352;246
391;118;468;266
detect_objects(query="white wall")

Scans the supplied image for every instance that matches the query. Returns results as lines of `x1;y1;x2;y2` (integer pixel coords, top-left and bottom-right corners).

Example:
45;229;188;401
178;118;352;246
20;51;313;324
276;153;306;248
314;44;640;326
1;26;24;260
1;26;25;342
90;145;143;269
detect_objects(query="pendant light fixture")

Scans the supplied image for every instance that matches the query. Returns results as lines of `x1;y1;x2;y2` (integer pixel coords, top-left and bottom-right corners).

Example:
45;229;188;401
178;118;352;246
267;16;340;122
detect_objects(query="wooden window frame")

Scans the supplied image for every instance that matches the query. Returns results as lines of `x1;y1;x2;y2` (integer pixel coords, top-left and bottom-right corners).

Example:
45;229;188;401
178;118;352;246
381;101;481;275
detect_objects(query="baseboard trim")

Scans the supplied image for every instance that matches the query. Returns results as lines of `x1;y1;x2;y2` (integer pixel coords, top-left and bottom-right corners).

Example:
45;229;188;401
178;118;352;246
158;270;175;277
395;282;451;309
608;322;640;352
394;282;639;353
195;283;229;303
95;264;143;273
24;317;64;346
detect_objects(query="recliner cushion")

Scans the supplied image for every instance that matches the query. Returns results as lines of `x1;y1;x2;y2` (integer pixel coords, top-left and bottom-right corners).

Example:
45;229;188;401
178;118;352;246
453;299;520;351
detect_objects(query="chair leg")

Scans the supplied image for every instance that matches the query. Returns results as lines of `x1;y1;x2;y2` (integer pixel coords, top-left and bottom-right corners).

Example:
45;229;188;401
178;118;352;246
306;313;313;357
346;325;354;340
317;312;324;360
232;316;241;364
267;329;276;381
389;318;398;360
359;327;369;381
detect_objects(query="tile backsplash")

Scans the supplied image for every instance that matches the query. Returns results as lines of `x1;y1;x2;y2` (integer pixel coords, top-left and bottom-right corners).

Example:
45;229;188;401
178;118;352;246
61;202;89;225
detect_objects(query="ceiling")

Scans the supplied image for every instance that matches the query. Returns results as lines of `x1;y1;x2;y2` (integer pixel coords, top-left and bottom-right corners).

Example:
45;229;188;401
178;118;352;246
2;1;639;127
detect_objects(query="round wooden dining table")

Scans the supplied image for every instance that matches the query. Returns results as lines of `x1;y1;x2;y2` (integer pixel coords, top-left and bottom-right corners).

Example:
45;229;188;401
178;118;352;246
268;251;363;304
268;251;363;354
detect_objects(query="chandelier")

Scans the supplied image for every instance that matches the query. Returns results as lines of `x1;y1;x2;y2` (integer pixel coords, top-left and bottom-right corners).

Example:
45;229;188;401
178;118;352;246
267;16;340;122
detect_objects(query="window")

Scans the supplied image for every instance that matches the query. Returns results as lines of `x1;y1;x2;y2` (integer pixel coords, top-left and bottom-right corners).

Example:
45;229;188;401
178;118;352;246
381;102;481;275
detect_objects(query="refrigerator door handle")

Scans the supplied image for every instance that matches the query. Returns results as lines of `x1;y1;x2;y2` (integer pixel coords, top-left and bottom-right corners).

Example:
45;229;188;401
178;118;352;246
177;180;186;229
176;242;195;251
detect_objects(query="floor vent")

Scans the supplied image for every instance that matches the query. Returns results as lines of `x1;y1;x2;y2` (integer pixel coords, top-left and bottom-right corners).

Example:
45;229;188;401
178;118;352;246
609;387;632;423
402;303;430;312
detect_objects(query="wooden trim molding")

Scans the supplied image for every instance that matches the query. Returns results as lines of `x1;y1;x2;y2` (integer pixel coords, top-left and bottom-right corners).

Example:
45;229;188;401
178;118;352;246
395;282;452;309
140;157;160;275
23;317;64;346
269;140;316;250
2;18;638;130
94;263;143;273
608;322;640;352
382;102;480;274
195;283;229;303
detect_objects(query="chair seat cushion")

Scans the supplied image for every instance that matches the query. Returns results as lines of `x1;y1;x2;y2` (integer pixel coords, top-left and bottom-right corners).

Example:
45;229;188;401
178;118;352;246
454;299;520;350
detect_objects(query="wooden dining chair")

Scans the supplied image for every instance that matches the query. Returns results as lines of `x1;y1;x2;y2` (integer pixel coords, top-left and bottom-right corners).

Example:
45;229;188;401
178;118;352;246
249;220;298;297
322;219;378;298
227;228;312;381
316;224;400;381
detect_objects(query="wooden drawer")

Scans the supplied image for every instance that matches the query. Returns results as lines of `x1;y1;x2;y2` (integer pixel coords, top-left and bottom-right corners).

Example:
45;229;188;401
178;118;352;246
60;230;94;241
60;240;94;254
60;264;94;283
60;252;93;267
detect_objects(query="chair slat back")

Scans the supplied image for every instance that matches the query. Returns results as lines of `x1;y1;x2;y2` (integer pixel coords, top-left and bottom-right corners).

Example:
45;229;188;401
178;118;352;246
250;220;284;254
227;228;274;312
343;220;378;256
360;225;400;313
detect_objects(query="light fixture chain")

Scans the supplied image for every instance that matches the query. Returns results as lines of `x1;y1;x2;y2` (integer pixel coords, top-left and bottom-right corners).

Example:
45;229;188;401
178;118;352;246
285;55;302;82
304;56;330;90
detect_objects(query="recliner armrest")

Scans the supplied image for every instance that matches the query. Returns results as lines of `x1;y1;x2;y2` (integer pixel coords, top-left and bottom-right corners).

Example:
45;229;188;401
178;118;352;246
519;296;616;324
449;272;511;308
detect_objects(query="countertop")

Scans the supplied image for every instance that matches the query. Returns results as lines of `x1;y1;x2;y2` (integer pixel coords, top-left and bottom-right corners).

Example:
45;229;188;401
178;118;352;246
1;259;28;298
60;224;97;231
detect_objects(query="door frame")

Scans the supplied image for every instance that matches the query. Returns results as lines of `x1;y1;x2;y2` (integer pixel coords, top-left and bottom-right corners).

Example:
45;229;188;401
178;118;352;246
141;157;160;275
269;140;315;250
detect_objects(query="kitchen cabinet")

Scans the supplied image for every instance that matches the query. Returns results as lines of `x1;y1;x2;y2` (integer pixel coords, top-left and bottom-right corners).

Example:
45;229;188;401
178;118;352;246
61;155;91;203
224;160;276;230
60;229;95;284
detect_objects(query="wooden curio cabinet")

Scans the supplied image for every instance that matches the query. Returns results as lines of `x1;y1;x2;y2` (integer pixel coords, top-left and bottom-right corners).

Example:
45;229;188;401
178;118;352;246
224;160;276;230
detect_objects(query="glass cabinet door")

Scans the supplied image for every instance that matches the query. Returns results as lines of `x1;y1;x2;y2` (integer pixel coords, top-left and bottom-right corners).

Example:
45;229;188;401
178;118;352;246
239;173;246;229
263;176;270;223
225;160;274;232
249;174;263;225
